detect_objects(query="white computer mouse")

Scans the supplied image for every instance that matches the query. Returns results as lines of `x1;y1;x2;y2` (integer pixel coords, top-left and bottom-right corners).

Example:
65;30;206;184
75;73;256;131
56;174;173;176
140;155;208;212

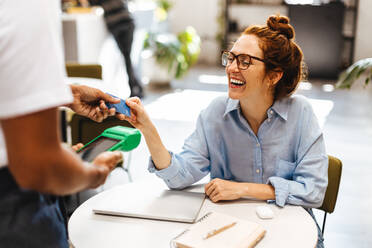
255;205;274;219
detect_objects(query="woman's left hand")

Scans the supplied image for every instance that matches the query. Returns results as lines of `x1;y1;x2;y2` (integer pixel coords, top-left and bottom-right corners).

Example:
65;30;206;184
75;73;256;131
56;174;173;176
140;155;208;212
205;178;244;202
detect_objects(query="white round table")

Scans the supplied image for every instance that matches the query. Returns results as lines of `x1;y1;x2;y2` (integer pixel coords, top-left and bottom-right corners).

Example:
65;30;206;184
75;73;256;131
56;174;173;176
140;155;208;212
68;179;318;248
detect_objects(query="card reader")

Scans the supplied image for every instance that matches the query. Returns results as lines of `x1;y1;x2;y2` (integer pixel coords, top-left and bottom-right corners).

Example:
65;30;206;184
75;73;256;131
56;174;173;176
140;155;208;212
77;126;141;162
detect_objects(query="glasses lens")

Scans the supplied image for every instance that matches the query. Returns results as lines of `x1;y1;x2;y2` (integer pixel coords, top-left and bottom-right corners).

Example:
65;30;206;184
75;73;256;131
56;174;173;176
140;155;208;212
221;52;228;66
237;54;251;69
222;52;233;67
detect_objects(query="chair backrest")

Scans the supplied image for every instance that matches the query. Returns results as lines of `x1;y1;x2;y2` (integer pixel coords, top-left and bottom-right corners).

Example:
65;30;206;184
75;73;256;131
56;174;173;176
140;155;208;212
65;63;102;79
318;155;342;214
70;115;133;145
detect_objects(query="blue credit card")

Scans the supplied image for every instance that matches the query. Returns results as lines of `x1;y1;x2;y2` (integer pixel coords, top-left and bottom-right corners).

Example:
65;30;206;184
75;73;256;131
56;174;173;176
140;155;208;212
105;93;131;117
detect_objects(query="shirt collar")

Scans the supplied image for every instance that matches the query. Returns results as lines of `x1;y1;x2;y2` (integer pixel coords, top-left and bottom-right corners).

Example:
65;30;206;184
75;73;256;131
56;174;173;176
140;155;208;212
223;98;240;118
223;97;289;121
270;97;289;121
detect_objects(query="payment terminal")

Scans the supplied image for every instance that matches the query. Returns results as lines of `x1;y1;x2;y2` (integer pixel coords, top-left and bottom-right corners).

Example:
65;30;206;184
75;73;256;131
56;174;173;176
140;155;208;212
77;126;141;162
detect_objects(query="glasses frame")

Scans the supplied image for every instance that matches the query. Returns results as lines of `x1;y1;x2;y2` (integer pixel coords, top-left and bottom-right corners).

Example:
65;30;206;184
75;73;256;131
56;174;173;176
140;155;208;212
221;51;266;70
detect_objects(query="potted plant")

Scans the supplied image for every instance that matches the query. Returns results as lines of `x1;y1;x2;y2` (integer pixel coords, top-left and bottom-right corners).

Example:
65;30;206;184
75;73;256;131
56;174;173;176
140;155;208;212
142;26;201;86
336;58;372;89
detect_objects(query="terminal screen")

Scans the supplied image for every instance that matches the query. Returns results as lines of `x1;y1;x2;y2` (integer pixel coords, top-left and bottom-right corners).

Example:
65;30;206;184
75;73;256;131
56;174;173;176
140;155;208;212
78;137;119;162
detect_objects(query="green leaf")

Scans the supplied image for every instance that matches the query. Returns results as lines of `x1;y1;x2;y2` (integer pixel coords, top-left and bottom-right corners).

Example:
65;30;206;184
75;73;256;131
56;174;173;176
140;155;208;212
365;77;370;86
336;58;372;89
143;27;200;79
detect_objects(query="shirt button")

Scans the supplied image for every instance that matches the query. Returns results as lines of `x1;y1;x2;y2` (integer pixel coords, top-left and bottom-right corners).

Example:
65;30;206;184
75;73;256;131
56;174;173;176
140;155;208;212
256;169;260;174
270;110;273;114
256;143;260;147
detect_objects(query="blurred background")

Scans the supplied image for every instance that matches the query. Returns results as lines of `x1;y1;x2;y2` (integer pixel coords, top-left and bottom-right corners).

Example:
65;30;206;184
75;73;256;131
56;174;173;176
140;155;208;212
61;0;372;247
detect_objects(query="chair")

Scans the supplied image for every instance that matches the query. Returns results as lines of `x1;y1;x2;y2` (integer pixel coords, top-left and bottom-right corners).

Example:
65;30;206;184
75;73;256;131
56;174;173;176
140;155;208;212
65;63;102;79
317;155;342;234
59;64;103;142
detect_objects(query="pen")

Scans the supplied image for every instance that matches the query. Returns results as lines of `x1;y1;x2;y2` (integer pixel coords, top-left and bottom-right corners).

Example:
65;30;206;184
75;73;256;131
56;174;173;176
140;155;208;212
203;222;237;240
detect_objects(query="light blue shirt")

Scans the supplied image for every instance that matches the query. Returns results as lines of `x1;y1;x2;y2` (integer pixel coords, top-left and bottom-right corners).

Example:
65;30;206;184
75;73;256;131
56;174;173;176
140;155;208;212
148;95;328;208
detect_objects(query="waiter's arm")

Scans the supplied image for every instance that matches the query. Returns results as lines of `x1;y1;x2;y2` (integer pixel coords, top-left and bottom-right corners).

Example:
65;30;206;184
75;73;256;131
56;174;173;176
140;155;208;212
1;107;119;195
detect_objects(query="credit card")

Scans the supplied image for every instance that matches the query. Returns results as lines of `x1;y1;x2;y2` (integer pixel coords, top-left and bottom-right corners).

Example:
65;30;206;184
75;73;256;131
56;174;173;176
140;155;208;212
105;93;131;117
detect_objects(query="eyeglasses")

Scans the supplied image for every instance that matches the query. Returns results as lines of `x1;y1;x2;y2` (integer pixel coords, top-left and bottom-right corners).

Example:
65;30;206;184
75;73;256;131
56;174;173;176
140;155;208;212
221;51;266;70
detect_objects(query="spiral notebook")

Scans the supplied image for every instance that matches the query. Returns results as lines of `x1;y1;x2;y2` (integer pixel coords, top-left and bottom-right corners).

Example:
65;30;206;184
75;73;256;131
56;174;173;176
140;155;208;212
171;212;266;248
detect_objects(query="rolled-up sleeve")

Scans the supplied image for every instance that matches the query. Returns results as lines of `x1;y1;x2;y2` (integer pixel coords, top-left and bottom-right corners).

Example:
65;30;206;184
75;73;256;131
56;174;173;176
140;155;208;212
268;103;328;208
148;114;211;189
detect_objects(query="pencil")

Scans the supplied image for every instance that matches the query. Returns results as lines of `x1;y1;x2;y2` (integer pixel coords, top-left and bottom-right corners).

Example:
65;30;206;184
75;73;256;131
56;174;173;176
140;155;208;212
204;222;237;240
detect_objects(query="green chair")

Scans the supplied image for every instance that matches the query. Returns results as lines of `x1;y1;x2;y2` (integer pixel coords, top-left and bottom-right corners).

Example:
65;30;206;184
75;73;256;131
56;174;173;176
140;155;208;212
60;64;103;142
65;63;102;79
317;155;342;234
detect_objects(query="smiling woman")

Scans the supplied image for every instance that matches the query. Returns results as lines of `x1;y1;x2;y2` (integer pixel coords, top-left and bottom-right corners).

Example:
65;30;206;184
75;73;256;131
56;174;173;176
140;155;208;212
121;14;327;248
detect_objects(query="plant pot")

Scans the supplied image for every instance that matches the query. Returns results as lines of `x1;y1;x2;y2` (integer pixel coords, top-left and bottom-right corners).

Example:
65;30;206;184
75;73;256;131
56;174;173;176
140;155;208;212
141;51;175;87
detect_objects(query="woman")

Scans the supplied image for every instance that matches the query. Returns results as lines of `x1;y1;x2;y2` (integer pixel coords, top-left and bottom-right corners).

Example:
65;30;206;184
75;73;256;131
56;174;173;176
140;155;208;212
123;15;327;247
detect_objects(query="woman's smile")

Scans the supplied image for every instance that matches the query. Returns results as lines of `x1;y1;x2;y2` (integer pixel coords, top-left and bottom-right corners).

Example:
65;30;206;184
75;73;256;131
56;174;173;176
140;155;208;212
229;76;246;89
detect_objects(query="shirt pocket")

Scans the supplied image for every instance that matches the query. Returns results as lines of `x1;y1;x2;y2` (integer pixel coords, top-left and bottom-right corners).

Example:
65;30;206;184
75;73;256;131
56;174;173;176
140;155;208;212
275;158;296;180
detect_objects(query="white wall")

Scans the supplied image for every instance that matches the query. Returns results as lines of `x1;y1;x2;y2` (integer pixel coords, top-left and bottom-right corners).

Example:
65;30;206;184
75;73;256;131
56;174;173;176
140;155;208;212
354;0;372;61
229;4;288;32
168;0;222;64
168;1;288;65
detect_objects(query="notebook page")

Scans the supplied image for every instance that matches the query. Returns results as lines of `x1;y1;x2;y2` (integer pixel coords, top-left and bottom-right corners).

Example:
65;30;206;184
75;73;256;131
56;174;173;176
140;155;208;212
174;212;265;248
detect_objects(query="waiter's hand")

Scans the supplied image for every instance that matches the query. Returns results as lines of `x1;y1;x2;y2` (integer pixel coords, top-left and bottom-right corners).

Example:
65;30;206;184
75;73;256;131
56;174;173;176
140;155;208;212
71;143;84;151
68;85;120;122
89;151;123;188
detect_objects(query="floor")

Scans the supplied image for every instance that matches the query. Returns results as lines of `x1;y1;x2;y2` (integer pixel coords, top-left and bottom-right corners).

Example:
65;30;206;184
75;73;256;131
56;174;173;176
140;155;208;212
77;64;372;248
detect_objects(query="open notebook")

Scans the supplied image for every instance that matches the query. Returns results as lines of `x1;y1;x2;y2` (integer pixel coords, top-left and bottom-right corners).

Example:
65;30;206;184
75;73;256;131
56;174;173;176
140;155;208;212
92;183;206;223
171;212;266;248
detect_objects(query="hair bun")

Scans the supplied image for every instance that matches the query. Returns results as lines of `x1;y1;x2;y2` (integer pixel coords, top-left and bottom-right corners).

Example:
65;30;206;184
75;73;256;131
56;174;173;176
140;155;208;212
267;15;294;40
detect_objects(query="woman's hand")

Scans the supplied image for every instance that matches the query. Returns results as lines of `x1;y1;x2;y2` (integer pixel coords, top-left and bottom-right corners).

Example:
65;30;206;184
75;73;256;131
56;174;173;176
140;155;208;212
205;178;245;202
119;97;153;132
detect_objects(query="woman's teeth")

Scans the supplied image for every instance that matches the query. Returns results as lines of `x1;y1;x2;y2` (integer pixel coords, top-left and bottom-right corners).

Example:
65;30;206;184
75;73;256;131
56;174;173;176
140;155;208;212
230;78;245;86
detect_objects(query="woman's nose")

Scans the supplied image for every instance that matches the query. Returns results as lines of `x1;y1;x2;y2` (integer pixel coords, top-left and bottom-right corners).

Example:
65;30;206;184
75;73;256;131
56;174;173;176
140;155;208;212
226;59;239;73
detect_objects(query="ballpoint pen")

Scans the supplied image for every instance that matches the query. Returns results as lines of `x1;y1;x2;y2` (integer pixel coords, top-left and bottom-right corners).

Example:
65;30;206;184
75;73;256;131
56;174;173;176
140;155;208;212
203;222;237;240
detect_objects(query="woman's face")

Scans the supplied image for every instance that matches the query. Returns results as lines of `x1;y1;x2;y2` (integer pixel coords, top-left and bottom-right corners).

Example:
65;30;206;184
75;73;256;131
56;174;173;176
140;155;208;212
226;34;270;100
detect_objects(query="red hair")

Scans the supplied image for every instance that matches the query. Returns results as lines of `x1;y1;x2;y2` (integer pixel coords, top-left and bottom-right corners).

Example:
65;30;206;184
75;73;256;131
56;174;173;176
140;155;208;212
242;15;303;100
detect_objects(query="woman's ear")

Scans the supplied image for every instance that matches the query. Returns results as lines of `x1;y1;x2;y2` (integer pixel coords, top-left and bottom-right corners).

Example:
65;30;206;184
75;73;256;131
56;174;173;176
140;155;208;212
269;70;283;86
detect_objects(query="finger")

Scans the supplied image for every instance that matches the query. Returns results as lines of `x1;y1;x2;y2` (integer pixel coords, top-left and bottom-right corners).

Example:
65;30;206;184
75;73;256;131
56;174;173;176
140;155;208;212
205;182;216;196
205;179;217;193
97;101;108;115
125;99;141;112
107;151;123;170
127;97;140;104
204;181;212;193
93;107;103;123
109;108;116;116
99;100;108;111
99;99;116;117
113;151;123;162
71;143;84;151
88;109;98;122
102;108;109;120
132;97;141;104
121;115;136;127
210;194;220;203
76;143;84;149
115;113;126;120
98;91;121;104
209;188;220;200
